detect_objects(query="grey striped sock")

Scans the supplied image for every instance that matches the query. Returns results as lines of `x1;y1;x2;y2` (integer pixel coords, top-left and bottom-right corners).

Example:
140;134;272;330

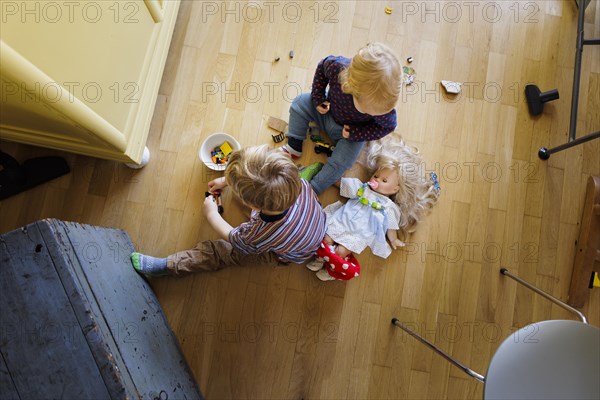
130;252;168;276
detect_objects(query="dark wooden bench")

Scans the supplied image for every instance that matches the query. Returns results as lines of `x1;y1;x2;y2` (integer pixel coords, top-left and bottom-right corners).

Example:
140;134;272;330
0;219;203;399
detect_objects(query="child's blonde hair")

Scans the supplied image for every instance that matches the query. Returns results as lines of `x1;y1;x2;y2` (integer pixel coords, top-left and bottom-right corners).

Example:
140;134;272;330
366;135;439;234
225;144;302;212
339;42;402;113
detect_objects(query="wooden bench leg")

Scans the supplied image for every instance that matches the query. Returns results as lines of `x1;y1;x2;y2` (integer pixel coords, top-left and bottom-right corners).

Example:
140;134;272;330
568;176;600;308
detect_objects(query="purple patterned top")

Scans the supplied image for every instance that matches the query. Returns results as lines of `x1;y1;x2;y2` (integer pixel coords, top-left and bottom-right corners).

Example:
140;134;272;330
311;55;397;142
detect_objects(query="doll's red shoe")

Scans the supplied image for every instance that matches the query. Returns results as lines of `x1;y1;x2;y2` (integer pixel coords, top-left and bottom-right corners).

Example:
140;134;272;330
314;241;360;281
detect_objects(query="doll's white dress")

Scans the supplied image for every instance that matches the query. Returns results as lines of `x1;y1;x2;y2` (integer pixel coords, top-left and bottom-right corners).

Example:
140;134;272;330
324;177;401;259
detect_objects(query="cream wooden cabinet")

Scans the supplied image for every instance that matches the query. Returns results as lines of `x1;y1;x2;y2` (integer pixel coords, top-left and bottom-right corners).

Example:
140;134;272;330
0;0;180;165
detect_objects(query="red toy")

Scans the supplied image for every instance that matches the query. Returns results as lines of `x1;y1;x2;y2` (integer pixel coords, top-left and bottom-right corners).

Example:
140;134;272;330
315;240;360;281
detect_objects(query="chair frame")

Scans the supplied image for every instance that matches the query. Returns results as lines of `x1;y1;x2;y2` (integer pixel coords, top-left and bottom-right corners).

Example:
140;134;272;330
391;268;589;382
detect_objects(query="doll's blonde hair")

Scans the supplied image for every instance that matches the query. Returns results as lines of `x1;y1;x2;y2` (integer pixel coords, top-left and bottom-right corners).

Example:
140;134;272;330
225;145;301;212
339;42;402;113
366;135;439;234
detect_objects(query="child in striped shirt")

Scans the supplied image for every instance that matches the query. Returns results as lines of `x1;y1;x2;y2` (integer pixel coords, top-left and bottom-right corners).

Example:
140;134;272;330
131;145;327;276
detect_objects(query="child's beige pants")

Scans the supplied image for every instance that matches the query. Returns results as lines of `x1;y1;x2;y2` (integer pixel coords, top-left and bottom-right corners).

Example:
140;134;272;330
166;239;285;275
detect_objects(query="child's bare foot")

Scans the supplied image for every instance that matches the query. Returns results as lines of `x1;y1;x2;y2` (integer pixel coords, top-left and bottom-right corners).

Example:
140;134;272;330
306;258;325;271
334;244;352;259
316;269;335;281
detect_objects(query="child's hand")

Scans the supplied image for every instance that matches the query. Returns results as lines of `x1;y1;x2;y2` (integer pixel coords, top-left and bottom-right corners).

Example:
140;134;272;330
342;125;350;138
390;238;405;249
208;177;226;194
203;195;220;216
316;101;330;114
203;194;234;241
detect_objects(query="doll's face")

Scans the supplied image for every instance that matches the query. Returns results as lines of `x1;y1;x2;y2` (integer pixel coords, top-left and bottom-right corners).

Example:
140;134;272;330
368;168;400;196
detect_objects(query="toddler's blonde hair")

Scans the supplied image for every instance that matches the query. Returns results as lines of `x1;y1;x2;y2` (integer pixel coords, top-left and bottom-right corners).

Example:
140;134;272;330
225;145;301;212
339;42;402;113
366;135;439;234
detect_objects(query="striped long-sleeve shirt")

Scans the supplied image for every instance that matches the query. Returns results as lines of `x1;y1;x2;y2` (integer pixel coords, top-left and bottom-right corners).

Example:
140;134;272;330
229;180;327;263
311;55;397;142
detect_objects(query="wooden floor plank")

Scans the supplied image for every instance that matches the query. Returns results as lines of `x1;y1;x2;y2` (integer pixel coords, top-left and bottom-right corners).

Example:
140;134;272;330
1;1;599;398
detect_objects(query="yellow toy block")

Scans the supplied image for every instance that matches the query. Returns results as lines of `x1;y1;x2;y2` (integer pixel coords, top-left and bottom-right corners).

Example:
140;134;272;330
220;141;233;156
592;272;600;288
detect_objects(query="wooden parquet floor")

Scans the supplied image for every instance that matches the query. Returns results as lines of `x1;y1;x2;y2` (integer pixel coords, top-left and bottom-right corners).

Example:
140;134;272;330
1;1;599;398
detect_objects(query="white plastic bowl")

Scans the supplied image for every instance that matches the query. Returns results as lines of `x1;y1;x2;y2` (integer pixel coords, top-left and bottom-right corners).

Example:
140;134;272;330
199;132;241;171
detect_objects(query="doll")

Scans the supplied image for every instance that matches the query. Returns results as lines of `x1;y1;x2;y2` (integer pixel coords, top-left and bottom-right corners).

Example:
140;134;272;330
308;135;439;281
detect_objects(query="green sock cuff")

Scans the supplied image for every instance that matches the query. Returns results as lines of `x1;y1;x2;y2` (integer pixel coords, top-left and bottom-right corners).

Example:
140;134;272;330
130;252;142;272
300;162;323;181
130;252;168;276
